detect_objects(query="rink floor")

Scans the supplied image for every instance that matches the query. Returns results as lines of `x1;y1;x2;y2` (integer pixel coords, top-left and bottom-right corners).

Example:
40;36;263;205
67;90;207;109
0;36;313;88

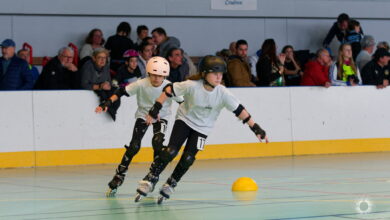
1;152;390;220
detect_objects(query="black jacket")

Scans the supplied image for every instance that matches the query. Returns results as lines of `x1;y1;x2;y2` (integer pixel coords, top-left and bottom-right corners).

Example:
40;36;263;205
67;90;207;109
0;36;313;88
105;35;135;71
361;60;389;86
34;56;79;90
256;56;281;87
115;65;141;86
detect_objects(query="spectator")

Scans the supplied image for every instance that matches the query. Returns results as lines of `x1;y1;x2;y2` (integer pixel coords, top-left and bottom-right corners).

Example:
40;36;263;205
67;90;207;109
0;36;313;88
282;45;302;86
135;25;149;49
229;41;236;56
152;27;180;58
216;49;230;62
105;22;136;71
34;47;78;89
377;41;390;51
17;48;39;84
138;41;154;78
166;47;189;83
152;27;197;75
0;39;33;90
248;48;261;80
323;13;351;48
81;48;120;120
80;28;105;60
329;44;362;86
142;37;154;47
301;48;332;87
346;19;363;61
377;41;390;80
113;49;141;88
226;39;256;87
356;35;375;71
361;48;390;88
80;48;111;90
256;39;286;87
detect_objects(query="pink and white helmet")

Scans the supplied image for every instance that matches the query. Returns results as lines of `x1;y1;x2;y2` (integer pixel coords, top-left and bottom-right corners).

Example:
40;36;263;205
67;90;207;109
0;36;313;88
123;49;139;58
146;56;170;76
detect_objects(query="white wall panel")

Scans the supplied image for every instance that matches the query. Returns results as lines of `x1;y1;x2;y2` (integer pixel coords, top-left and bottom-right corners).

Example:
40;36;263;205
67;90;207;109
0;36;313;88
286;19;335;51
0;91;34;152
11;16;269;57
210;87;293;143
359;20;390;44
290;86;390;141
32;91;134;151
0;0;165;16
5;14;390;58
3;86;390;153
32;90;179;151
0;16;12;41
1;0;390;19
265;18;287;52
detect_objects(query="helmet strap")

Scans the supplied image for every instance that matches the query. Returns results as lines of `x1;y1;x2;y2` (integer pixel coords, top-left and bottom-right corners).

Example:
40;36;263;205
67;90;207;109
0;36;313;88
202;73;215;89
204;80;215;89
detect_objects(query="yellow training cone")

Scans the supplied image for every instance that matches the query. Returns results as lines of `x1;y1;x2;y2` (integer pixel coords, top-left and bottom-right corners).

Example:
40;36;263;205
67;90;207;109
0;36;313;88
231;177;258;192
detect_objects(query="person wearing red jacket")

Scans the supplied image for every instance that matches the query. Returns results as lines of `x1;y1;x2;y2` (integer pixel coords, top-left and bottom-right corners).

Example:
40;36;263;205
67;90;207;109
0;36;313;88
301;48;332;87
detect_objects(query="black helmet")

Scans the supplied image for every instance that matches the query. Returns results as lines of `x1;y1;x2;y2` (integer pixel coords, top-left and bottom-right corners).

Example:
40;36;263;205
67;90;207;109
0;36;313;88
199;55;227;74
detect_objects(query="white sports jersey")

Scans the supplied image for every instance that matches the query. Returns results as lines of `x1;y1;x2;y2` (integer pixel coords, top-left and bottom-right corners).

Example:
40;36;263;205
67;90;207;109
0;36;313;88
125;78;182;120
173;80;240;135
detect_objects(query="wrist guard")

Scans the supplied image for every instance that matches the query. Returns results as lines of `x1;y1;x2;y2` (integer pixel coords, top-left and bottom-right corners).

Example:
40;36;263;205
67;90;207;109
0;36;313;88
163;83;175;97
242;114;251;124
250;123;266;139
99;99;113;109
114;87;129;97
149;101;163;119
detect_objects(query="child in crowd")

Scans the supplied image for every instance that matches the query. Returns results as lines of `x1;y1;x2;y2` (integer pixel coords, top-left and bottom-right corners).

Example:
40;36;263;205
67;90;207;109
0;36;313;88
346;19;364;61
113;49;142;88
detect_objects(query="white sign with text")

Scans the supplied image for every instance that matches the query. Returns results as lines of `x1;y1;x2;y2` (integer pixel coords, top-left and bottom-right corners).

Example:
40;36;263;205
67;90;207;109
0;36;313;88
211;0;257;11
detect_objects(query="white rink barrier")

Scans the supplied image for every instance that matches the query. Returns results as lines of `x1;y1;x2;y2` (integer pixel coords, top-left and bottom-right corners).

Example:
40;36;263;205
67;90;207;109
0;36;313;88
1;86;390;167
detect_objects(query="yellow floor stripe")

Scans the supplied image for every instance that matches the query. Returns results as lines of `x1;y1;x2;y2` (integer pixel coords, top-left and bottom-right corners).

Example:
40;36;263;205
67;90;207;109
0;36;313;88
1;138;390;168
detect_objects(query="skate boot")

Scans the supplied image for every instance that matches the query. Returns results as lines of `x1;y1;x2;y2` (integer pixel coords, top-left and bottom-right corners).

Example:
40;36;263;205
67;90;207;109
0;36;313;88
134;180;155;202
106;174;124;197
157;178;177;204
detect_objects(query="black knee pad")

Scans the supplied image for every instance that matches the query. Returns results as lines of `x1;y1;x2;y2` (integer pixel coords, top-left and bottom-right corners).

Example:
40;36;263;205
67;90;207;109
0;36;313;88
152;133;165;152
125;140;141;157
159;147;178;163
117;164;127;174
180;152;196;169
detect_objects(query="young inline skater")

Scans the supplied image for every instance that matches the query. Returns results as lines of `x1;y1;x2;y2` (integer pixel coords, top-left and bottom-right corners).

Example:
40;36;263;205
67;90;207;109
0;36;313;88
134;55;268;204
95;56;183;197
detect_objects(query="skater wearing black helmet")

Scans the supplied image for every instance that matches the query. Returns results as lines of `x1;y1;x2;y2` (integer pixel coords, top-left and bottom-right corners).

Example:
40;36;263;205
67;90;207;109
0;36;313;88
134;55;268;204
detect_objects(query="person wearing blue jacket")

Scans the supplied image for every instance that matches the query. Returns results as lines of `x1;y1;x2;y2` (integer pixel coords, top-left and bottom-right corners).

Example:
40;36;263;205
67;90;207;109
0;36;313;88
0;39;33;90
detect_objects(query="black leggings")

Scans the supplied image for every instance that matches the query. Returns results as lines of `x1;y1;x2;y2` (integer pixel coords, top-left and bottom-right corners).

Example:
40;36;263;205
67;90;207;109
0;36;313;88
115;118;167;176
144;120;207;184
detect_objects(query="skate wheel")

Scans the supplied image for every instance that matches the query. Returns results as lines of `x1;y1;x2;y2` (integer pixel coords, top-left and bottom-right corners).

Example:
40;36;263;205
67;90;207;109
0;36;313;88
106;188;117;197
135;193;142;202
157;196;164;204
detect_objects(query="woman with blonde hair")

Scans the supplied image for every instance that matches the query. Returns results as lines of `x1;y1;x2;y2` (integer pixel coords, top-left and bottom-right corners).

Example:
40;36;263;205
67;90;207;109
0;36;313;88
329;43;362;86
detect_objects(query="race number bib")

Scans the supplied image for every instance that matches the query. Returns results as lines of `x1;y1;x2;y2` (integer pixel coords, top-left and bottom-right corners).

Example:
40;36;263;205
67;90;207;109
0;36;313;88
160;122;167;134
197;137;206;151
